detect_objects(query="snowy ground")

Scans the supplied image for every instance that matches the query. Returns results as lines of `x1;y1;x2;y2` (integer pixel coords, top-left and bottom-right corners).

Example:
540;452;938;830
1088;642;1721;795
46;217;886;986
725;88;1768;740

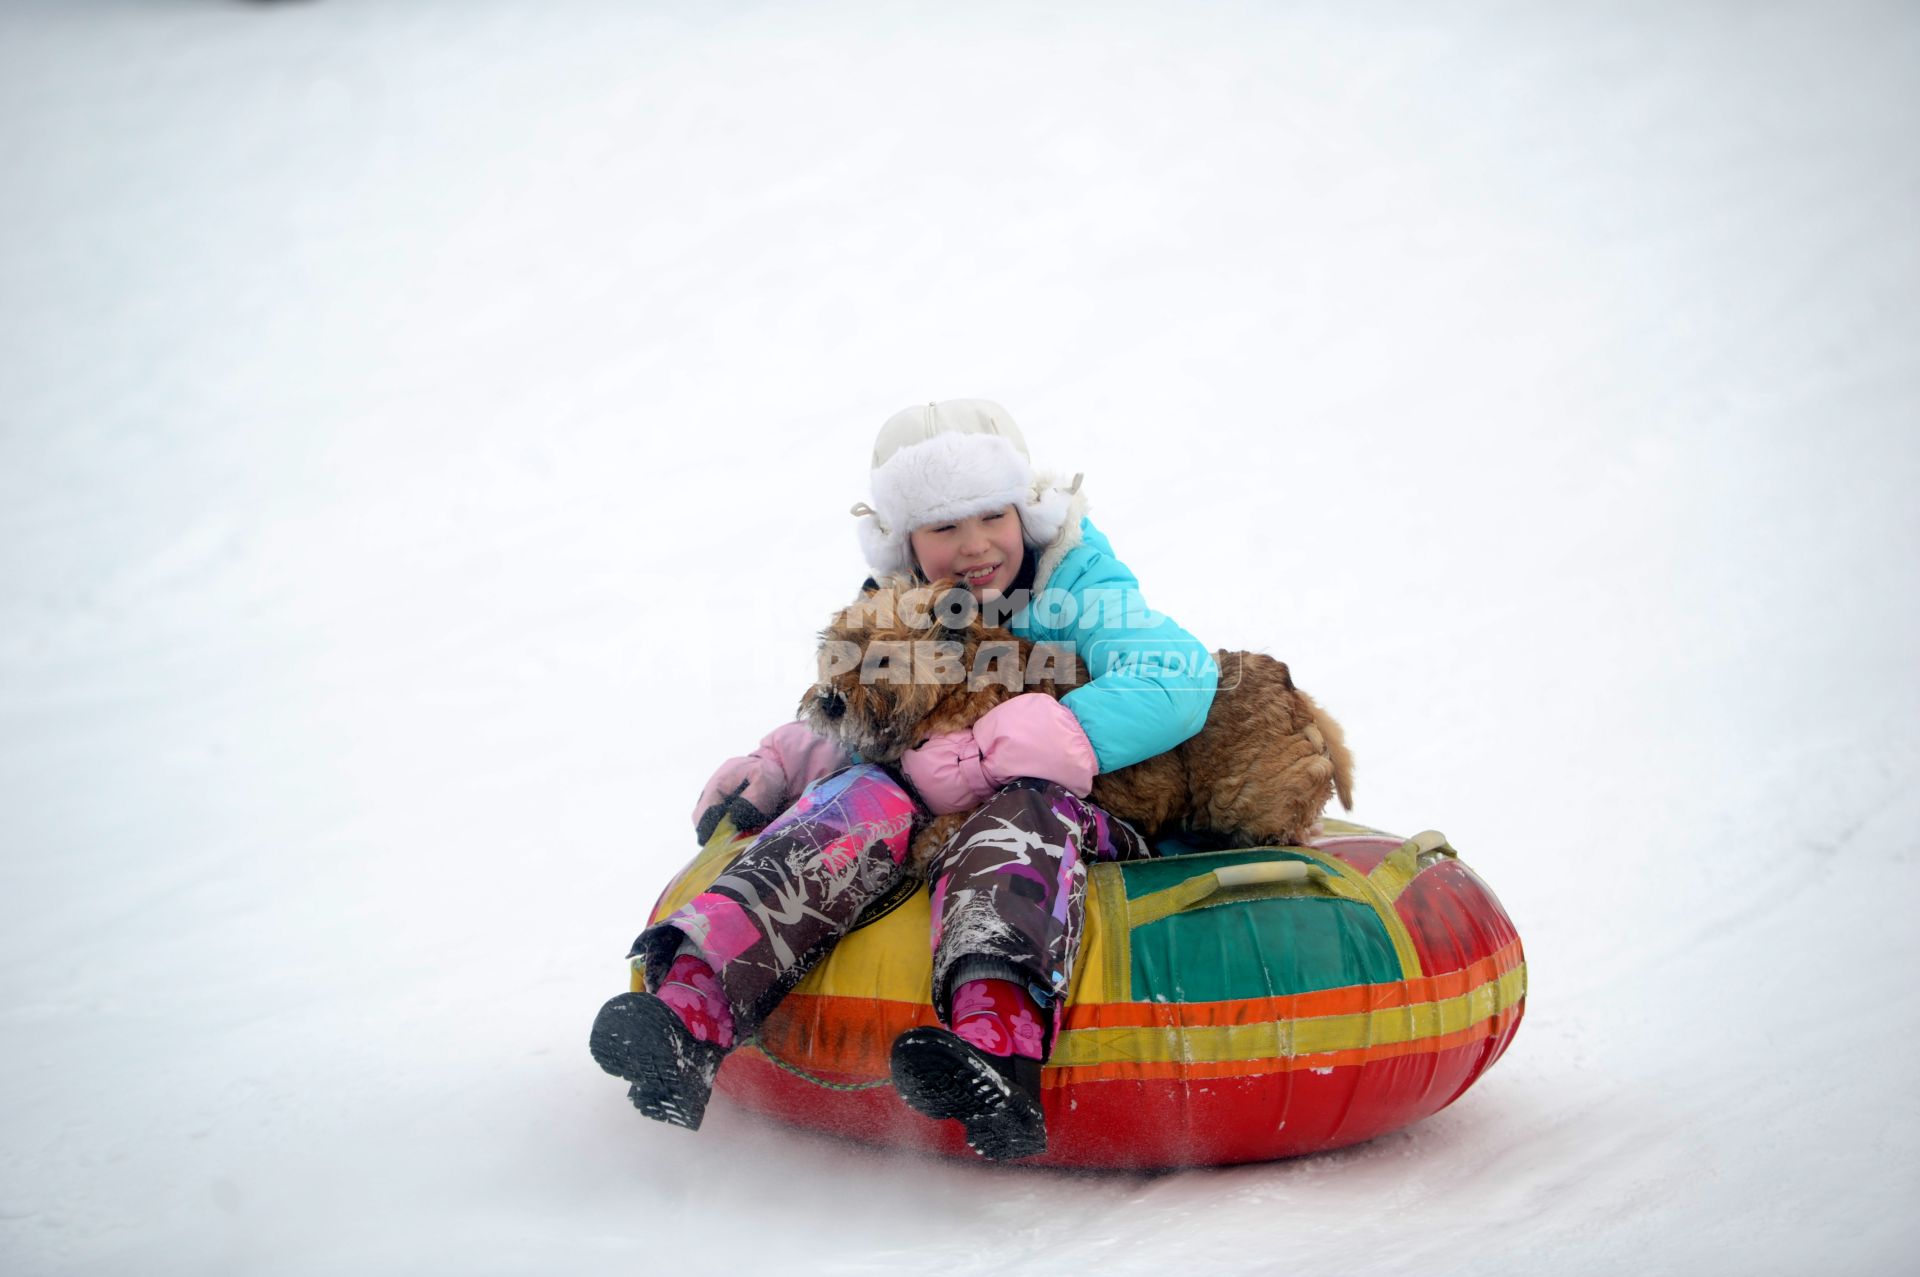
3;1;1917;1273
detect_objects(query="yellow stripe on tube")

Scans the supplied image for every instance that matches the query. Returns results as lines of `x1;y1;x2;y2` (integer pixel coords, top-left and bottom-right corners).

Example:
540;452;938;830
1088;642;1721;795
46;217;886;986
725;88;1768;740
1050;964;1527;1067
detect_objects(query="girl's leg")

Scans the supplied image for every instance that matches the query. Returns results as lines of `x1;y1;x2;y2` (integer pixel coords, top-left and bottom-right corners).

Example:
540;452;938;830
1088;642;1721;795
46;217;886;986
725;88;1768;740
927;776;1152;1055
890;776;1151;1159
629;762;917;1042
594;763;916;1128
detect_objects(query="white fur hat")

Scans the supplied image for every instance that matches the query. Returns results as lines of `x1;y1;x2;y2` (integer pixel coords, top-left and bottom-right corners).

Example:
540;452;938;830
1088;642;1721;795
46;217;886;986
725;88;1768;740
850;399;1082;579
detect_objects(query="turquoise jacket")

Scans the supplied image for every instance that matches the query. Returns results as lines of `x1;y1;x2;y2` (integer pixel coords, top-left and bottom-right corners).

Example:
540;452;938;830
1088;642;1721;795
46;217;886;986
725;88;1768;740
1005;517;1217;774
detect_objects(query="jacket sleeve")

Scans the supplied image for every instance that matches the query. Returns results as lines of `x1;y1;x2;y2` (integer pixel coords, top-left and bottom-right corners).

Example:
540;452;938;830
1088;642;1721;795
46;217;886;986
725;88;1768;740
1049;547;1218;774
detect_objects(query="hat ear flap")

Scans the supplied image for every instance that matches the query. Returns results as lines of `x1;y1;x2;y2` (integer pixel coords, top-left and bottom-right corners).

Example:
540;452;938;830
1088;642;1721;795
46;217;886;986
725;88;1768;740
1016;483;1072;547
855;507;912;579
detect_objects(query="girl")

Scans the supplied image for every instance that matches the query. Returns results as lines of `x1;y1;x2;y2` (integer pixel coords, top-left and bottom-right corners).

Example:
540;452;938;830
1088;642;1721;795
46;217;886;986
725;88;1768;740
590;398;1218;1160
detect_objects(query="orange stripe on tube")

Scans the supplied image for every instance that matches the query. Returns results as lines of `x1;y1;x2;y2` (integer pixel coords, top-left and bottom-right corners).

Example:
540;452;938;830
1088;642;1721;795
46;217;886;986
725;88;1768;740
1045;1002;1526;1087
1059;938;1524;1032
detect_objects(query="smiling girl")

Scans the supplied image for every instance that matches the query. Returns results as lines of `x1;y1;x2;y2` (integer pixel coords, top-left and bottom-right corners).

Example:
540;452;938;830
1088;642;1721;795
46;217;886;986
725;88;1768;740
591;399;1218;1159
910;503;1027;595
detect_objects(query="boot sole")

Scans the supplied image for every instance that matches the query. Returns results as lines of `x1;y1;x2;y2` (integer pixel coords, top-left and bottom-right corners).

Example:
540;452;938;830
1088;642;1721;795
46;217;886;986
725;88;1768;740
890;1028;1047;1161
589;992;721;1130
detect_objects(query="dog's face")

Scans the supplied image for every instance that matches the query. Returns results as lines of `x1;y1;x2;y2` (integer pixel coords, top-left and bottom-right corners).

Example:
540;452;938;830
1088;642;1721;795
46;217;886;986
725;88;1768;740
799;575;1031;762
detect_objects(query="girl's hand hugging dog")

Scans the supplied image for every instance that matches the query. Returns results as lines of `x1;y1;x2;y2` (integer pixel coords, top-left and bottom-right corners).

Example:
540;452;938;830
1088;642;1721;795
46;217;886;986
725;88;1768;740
898;692;1098;814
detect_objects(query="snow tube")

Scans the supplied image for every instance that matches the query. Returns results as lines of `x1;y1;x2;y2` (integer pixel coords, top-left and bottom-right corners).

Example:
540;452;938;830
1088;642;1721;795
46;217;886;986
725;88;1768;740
638;818;1526;1168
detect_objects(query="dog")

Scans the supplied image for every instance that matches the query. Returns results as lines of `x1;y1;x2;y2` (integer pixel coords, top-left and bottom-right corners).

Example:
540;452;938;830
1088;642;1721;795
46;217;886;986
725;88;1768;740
798;575;1355;870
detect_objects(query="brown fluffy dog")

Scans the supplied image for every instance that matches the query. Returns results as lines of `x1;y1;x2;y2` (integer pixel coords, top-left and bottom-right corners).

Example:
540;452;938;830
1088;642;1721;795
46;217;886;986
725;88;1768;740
798;576;1355;869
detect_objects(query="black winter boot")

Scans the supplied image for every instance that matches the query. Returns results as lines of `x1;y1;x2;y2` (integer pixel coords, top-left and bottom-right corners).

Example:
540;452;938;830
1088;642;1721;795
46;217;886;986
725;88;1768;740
589;992;726;1130
890;1026;1047;1161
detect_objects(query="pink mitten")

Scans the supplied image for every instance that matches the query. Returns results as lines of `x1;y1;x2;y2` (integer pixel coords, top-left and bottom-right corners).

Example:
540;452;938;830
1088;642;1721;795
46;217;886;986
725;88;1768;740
900;693;1098;815
692;720;852;841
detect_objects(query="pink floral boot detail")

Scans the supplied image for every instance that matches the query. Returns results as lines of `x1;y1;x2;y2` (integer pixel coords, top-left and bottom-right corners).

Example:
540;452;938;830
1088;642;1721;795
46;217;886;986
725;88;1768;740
949;978;1045;1060
891;977;1048;1160
656;953;736;1049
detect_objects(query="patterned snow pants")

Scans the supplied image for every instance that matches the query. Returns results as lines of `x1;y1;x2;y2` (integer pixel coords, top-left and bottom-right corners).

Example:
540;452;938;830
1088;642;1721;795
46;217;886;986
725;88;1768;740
631;763;1154;1057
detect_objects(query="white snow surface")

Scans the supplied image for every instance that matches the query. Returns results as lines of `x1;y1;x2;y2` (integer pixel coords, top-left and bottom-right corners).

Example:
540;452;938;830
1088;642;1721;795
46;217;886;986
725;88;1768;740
3;1;1917;1273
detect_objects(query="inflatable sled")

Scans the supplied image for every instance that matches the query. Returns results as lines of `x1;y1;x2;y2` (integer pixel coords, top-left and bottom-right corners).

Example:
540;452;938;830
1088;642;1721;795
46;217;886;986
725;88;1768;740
639;817;1526;1169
